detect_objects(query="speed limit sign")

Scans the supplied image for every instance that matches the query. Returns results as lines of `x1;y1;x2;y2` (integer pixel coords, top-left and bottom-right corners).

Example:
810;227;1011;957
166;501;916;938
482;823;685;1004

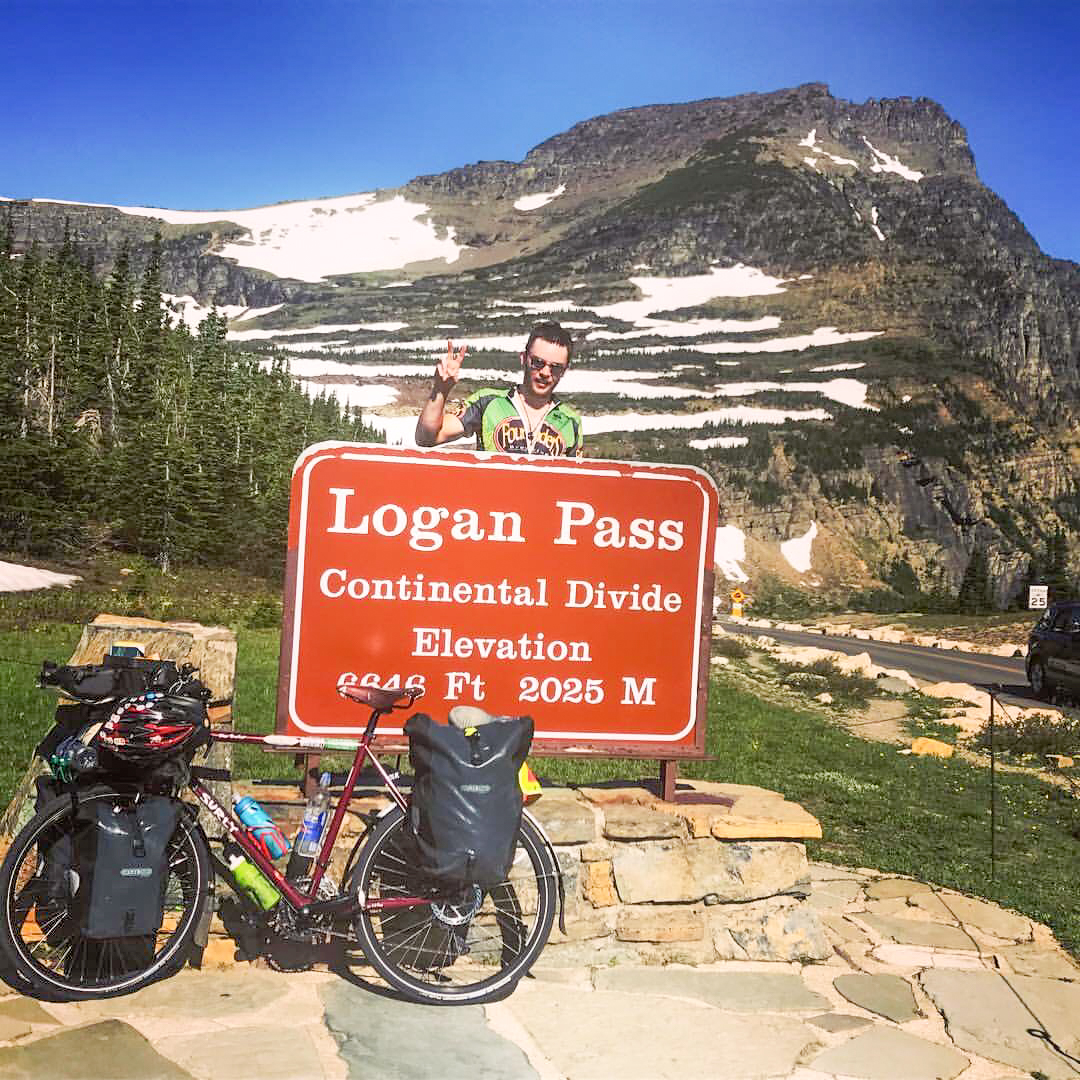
1029;585;1049;609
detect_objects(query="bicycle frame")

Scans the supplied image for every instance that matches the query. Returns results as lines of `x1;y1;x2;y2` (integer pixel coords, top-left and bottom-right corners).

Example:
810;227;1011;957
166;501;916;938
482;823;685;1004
192;725;420;915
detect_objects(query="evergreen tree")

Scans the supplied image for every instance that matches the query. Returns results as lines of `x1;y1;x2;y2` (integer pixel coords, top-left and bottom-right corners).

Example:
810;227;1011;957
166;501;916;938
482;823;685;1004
956;548;991;613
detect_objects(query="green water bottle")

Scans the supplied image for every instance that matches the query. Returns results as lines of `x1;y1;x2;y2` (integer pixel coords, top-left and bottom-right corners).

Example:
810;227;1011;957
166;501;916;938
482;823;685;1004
227;849;281;910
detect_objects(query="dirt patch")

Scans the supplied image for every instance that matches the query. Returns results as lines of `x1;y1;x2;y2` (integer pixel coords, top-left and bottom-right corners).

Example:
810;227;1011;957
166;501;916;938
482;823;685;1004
836;699;911;745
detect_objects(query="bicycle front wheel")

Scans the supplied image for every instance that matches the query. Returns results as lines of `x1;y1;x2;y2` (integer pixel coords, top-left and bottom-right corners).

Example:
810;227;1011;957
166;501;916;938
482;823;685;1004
0;786;211;1000
352;807;558;1004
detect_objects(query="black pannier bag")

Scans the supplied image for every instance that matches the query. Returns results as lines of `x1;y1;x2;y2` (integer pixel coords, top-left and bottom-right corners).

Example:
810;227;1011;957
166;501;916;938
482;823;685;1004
406;712;533;890
71;796;180;938
32;775;76;945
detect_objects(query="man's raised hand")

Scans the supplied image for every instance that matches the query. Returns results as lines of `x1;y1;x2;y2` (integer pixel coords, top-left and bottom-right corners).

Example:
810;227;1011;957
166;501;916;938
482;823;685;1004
435;340;467;389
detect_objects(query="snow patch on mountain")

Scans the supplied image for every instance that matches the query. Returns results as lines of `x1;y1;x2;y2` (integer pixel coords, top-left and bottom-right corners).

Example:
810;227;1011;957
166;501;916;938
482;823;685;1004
0;560;81;592
781;522;818;573
39;193;466;282
691;327;883;354
488;298;582;315
713;378;876;410
590;266;790;324
810;361;865;372
714;526;750;582
798;130;858;167
163;294;250;330
869;205;885;241
586;405;832;433
862;139;924;181
689;436;750;450
588;315;781;341
513;185;566;211
299;383;399;410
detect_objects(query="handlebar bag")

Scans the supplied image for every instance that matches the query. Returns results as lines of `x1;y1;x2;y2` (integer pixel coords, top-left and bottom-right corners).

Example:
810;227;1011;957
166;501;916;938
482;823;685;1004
41;657;184;704
406;712;533;890
71;796;180;938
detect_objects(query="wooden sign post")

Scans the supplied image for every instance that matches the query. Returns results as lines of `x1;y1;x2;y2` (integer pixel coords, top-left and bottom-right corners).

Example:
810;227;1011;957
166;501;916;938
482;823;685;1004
278;445;717;785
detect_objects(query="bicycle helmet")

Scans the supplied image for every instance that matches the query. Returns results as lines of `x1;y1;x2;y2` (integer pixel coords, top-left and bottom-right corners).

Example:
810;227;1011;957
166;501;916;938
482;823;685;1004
98;691;208;761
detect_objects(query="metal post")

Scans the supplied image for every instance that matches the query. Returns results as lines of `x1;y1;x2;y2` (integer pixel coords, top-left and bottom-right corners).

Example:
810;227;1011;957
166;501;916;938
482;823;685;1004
660;760;678;802
989;687;997;886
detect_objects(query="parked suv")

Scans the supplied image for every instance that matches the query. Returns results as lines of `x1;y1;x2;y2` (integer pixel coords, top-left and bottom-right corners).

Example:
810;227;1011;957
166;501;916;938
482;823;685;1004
1027;601;1080;699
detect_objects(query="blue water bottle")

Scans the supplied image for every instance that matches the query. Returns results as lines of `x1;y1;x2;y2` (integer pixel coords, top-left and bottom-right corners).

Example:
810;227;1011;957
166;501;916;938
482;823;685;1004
233;795;290;860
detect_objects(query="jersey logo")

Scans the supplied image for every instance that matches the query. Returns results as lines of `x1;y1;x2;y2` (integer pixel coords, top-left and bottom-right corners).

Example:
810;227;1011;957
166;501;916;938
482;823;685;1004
490;417;567;455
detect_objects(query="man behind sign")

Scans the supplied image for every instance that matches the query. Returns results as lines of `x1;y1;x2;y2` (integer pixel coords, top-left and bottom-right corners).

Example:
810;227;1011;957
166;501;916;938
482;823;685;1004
415;321;583;457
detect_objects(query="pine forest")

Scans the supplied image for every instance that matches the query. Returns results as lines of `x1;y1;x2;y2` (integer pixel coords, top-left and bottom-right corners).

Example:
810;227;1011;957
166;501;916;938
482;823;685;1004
0;226;380;576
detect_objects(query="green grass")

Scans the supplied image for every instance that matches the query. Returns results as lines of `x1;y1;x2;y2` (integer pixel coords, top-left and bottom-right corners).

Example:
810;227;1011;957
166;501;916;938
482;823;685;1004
0;623;83;798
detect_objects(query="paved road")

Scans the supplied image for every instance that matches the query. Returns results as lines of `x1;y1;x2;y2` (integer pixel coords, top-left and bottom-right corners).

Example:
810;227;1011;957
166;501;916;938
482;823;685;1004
717;620;1035;707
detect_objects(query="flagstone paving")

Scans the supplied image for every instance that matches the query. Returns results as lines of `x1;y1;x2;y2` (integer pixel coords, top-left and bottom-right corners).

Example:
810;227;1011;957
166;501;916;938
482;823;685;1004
0;865;1074;1080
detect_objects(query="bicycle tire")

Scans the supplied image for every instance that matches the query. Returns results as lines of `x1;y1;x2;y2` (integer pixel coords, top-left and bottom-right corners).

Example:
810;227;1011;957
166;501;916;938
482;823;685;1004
0;785;211;1000
351;806;557;1004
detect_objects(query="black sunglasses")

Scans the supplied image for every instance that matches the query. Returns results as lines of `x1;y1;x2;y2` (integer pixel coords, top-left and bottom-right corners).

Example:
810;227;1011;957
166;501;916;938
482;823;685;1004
526;354;567;378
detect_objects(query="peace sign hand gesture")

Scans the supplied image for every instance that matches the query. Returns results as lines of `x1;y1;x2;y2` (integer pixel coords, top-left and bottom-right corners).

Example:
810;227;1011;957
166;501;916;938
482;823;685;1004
434;340;467;392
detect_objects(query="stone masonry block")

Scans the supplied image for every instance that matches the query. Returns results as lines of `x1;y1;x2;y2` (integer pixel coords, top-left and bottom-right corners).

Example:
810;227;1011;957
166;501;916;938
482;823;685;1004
579;840;613;861
686;839;810;903
616;906;704;942
530;789;598;844
602;804;684;841
611;839;697;904
582;860;618;908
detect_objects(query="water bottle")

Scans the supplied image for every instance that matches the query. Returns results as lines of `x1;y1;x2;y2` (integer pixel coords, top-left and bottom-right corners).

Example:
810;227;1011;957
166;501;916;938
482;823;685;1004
49;735;99;780
227;849;281;910
233;795;290;860
285;772;332;882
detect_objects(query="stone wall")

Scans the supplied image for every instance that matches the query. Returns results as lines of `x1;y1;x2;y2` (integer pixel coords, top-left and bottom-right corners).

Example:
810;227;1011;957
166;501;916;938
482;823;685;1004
528;780;831;965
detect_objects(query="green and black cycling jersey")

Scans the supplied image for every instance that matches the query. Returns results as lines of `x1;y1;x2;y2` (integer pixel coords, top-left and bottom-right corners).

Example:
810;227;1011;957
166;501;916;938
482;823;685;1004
456;386;583;457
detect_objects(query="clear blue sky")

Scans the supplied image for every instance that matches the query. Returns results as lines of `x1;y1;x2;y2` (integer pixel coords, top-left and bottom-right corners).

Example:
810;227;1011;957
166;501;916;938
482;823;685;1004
4;0;1079;261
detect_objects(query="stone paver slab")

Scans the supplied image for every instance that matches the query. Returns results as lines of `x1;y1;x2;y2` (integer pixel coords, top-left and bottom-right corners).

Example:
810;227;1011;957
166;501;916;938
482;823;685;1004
0;1014;31;1042
806;879;863;911
0;1019;195;1079
997;942;1080;981
594;968;829;1012
0;998;60;1025
70;968;290;1021
864;878;933;901
822;913;871;944
811;1025;968;1080
871;943;989;970
156;1023;327;1080
921;970;1080;1080
808;1012;873;1032
833;973;919;1022
925;894;1032;941
860;914;975;950
321;981;536;1080
507;982;820;1080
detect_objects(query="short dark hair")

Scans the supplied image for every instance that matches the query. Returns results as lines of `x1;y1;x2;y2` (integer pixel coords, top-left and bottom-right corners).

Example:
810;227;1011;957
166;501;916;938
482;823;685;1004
525;320;574;363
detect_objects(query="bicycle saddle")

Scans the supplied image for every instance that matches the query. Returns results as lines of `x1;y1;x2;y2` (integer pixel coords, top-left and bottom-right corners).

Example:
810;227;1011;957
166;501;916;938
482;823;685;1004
337;683;424;711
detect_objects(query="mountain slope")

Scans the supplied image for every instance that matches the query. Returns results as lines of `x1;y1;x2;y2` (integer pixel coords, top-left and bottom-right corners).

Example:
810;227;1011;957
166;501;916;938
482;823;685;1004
5;82;1079;605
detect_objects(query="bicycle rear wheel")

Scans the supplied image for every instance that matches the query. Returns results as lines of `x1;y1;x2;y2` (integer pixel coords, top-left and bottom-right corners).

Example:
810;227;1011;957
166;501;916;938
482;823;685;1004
351;807;558;1004
0;785;211;1000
